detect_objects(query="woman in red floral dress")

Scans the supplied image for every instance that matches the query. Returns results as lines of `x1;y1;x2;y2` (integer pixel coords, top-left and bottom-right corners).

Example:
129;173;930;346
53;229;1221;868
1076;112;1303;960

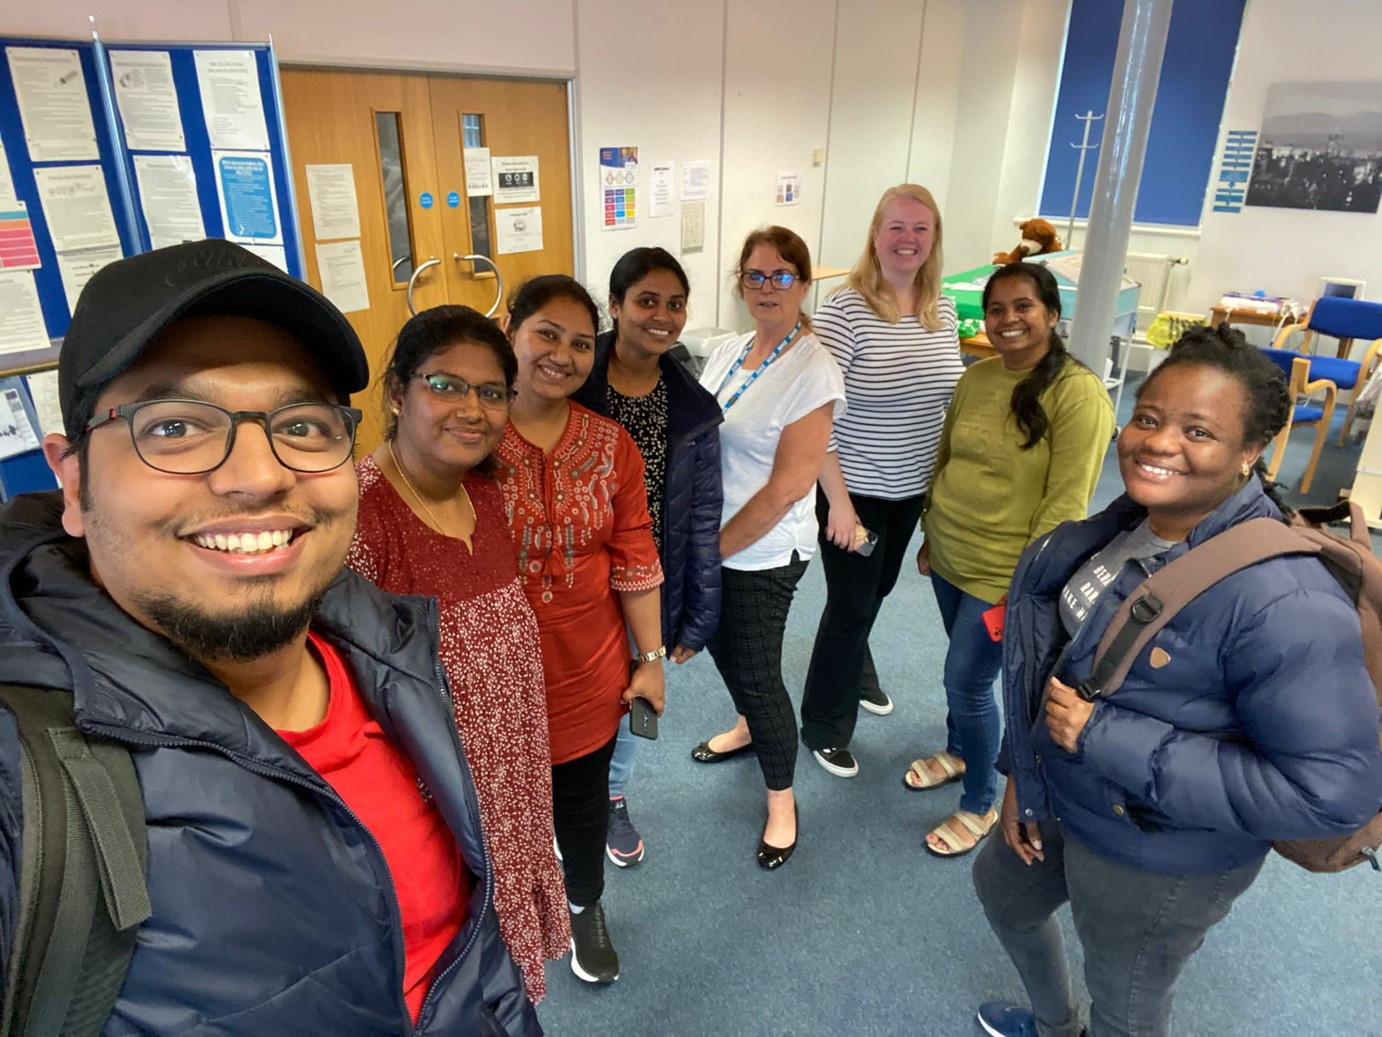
347;305;568;1004
495;275;664;988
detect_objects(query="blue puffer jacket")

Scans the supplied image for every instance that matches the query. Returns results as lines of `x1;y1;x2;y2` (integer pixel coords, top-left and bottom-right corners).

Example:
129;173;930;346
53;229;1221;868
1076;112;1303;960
0;492;540;1036
574;332;724;650
1001;477;1382;874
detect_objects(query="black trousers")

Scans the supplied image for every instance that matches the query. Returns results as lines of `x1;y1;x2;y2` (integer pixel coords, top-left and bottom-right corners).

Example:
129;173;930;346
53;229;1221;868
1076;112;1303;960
707;555;810;791
800;489;926;750
551;731;619;908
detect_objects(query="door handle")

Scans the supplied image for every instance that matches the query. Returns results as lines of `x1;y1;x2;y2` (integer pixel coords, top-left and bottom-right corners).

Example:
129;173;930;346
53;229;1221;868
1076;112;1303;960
454;253;504;318
406;257;442;316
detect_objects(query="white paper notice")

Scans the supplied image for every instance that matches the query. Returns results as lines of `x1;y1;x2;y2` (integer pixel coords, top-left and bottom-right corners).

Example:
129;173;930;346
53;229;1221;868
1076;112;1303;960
315;240;369;313
464;147;493;197
213;150;281;245
6;47;98;162
491;156;540;204
193;50;269;152
495;206;543;255
55;245;122;317
133;155;204;250
109;50;185;152
650;161;674;218
0;388;41;460
0;272;50;357
0;133;18;207
33;166;121;253
305;164;361;241
24;369;63;438
680;160;711;201
680;201;705;254
242;244;288;272
775;171;802;206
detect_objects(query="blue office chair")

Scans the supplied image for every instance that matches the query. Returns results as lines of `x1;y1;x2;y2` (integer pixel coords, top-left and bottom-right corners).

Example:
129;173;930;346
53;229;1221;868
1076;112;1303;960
1259;350;1337;494
1271;296;1382;445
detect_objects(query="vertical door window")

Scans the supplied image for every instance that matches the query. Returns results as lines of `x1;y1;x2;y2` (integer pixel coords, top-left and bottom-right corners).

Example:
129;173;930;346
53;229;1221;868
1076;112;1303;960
375;112;415;283
461;114;493;260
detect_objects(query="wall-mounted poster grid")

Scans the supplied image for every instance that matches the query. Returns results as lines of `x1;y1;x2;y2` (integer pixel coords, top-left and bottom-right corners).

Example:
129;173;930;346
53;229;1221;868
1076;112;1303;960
105;42;300;278
600;146;638;230
0;37;140;370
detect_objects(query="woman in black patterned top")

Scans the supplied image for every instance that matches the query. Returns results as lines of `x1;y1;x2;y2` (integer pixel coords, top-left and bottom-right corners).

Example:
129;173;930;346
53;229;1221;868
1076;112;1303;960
573;248;724;868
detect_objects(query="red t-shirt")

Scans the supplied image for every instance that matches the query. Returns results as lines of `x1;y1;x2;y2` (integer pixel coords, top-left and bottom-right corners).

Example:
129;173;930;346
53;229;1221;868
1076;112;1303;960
279;633;471;1021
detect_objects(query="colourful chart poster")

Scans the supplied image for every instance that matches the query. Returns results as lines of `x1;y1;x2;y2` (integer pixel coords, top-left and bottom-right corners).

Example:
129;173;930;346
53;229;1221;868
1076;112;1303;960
0;203;40;270
599;146;638;230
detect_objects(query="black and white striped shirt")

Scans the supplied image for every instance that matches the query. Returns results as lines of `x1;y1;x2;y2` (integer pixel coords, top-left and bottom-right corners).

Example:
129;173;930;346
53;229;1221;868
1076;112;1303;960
814;289;964;499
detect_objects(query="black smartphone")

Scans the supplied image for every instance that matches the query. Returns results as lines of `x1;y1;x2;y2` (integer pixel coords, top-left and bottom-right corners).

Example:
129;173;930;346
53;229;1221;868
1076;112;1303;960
629;696;659;740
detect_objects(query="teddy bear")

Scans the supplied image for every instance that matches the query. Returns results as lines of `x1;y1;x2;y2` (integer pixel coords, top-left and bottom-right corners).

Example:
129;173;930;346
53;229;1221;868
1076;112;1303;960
992;218;1064;266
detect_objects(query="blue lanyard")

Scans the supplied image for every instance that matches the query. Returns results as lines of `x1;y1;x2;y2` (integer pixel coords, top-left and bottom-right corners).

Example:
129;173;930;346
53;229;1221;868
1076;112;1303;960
714;321;801;415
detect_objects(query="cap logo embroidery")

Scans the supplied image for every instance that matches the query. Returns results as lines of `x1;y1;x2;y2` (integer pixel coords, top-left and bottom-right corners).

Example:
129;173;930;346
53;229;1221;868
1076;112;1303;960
164;246;258;287
1149;647;1172;669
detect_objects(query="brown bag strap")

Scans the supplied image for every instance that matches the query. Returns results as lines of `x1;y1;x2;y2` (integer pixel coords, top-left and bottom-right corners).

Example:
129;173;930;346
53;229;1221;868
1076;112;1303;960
1078;518;1320;701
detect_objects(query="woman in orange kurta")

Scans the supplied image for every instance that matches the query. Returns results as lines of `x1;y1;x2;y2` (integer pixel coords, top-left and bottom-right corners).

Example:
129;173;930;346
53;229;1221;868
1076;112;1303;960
493;274;664;988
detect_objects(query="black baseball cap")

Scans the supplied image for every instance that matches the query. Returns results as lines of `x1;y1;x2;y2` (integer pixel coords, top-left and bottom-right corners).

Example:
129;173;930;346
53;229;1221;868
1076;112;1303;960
59;239;370;438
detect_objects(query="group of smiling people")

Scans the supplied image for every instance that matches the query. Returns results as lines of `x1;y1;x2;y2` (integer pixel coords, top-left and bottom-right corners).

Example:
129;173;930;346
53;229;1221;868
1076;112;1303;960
348;182;1380;1036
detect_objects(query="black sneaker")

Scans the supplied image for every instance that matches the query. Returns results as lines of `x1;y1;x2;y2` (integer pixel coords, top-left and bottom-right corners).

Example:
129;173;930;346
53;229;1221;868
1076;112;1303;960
812;746;859;778
569;901;619;984
606;797;645;868
859;684;894;716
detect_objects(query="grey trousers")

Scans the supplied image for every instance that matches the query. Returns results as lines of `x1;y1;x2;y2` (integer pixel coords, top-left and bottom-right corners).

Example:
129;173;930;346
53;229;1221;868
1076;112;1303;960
972;819;1264;1037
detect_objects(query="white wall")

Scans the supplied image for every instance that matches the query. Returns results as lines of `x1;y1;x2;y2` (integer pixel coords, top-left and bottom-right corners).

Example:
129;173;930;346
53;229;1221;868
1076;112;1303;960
1190;0;1382;312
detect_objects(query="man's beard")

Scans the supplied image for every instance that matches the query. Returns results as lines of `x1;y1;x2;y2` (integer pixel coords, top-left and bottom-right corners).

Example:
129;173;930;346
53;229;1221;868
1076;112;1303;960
131;582;329;663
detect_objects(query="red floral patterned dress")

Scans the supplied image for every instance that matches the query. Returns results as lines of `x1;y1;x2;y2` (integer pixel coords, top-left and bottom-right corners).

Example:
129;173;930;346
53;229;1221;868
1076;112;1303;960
347;457;569;1003
493;403;663;765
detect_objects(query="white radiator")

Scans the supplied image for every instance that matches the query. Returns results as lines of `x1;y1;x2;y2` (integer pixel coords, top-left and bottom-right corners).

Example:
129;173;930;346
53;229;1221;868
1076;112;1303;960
1124;252;1189;337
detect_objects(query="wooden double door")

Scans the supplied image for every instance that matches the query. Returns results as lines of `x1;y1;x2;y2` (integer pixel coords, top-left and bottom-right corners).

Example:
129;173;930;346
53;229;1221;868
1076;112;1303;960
281;68;573;451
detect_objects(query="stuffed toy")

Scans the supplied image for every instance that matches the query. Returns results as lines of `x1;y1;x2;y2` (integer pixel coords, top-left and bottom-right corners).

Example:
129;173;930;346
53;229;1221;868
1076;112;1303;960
993;218;1063;266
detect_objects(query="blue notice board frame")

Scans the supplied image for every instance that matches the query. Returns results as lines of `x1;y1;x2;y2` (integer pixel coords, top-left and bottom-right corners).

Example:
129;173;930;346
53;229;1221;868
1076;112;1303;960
0;35;140;359
103;40;304;279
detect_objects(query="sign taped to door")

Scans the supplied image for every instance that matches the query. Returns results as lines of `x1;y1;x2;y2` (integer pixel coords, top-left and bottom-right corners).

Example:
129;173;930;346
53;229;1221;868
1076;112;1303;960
491;155;539;204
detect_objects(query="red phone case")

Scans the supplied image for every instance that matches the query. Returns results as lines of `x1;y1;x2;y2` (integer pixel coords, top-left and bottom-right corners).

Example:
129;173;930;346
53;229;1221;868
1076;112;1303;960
981;604;1006;642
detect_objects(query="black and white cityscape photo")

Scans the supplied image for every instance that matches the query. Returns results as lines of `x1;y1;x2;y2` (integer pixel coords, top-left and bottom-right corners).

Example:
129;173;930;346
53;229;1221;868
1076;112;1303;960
1246;81;1382;213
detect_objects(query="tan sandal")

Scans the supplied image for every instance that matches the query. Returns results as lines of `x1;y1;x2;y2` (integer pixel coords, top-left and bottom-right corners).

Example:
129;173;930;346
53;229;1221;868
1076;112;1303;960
924;807;999;859
903;750;966;791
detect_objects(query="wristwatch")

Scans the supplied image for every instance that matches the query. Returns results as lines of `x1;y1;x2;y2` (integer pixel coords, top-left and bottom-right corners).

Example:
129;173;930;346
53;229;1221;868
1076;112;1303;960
636;646;667;664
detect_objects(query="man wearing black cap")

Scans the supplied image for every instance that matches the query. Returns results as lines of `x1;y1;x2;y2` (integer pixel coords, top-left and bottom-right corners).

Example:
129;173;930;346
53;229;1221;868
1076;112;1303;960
0;240;540;1034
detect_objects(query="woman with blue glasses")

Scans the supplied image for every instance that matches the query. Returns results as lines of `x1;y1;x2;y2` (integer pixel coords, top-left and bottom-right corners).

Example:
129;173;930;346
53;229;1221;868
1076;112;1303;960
692;226;845;869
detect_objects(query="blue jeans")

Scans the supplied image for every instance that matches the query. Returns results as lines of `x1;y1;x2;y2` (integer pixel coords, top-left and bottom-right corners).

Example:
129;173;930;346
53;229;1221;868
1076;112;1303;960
609;714;636;799
930;572;1002;815
973;820;1264;1036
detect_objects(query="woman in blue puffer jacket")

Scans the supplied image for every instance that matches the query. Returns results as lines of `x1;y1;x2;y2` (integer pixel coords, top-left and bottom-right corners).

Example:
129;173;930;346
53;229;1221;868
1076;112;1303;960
572;247;724;868
972;325;1382;1037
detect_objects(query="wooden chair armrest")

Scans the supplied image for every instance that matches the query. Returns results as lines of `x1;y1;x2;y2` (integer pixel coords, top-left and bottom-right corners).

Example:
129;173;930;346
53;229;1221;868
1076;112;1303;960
1361;337;1382;378
1302;376;1339;408
1271;319;1310;351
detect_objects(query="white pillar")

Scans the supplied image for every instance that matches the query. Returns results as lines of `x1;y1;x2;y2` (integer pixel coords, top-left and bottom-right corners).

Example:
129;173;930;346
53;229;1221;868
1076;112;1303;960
1067;0;1174;373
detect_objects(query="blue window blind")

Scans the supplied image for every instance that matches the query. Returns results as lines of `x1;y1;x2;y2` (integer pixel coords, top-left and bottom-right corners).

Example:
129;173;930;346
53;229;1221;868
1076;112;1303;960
1039;0;1246;227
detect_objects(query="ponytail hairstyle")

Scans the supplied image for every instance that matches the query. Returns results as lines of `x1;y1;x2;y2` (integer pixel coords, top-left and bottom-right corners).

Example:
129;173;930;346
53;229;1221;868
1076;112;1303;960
736;225;813;333
1137;321;1294;516
983;262;1076;450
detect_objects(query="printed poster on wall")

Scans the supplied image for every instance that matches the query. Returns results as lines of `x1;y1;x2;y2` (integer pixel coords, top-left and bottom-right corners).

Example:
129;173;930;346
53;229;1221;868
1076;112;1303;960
0;133;19;207
649;161;674;218
5;47;99;162
213;150;281;245
109;50;186;152
193;50;270;152
32;165;121;252
0;271;50;357
680;160;711;201
599;146;638;230
775;171;801;206
0;387;41;460
54;244;122;317
314;240;369;313
495;206;543;255
491;155;539;204
0;203;41;270
464;147;493;196
24;369;62;437
134;155;205;250
304;164;361;241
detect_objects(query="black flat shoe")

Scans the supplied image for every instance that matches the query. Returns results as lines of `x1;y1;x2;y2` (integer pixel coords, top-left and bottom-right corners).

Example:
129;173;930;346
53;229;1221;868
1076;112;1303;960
691;739;754;763
756;804;798;870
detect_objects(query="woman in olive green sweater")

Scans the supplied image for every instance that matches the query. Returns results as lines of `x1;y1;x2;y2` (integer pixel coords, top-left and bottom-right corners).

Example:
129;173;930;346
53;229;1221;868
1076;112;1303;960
908;262;1114;858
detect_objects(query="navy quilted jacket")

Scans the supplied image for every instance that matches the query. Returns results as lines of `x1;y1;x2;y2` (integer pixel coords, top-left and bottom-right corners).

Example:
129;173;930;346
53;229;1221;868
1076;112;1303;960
1001;477;1382;873
574;332;724;650
0;492;539;1035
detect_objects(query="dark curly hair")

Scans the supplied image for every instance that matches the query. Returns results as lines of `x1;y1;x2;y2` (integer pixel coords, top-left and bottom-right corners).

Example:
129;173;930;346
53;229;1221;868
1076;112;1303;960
1138;321;1294;513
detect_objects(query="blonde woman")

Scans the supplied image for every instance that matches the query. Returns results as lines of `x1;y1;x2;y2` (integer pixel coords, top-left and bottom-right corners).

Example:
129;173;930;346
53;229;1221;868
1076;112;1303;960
801;185;965;779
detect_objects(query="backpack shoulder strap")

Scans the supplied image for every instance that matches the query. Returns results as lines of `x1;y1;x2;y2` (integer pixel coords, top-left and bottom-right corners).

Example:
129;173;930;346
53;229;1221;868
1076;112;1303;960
1079;518;1318;701
0;684;151;1037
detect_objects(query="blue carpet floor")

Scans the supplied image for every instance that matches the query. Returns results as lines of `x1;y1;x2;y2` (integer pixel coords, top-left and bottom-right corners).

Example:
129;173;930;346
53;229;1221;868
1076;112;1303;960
534;377;1382;1036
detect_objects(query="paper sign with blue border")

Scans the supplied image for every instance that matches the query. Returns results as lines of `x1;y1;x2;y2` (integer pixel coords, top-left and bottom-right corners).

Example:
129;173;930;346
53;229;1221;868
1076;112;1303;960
212;150;280;244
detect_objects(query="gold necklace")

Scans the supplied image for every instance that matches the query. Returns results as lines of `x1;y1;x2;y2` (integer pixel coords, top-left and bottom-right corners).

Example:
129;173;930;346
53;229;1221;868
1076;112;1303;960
387;439;476;537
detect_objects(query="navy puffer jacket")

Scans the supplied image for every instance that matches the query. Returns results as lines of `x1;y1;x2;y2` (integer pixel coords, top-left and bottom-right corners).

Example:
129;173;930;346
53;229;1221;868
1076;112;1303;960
574;332;724;650
1001;477;1382;874
0;492;539;1035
